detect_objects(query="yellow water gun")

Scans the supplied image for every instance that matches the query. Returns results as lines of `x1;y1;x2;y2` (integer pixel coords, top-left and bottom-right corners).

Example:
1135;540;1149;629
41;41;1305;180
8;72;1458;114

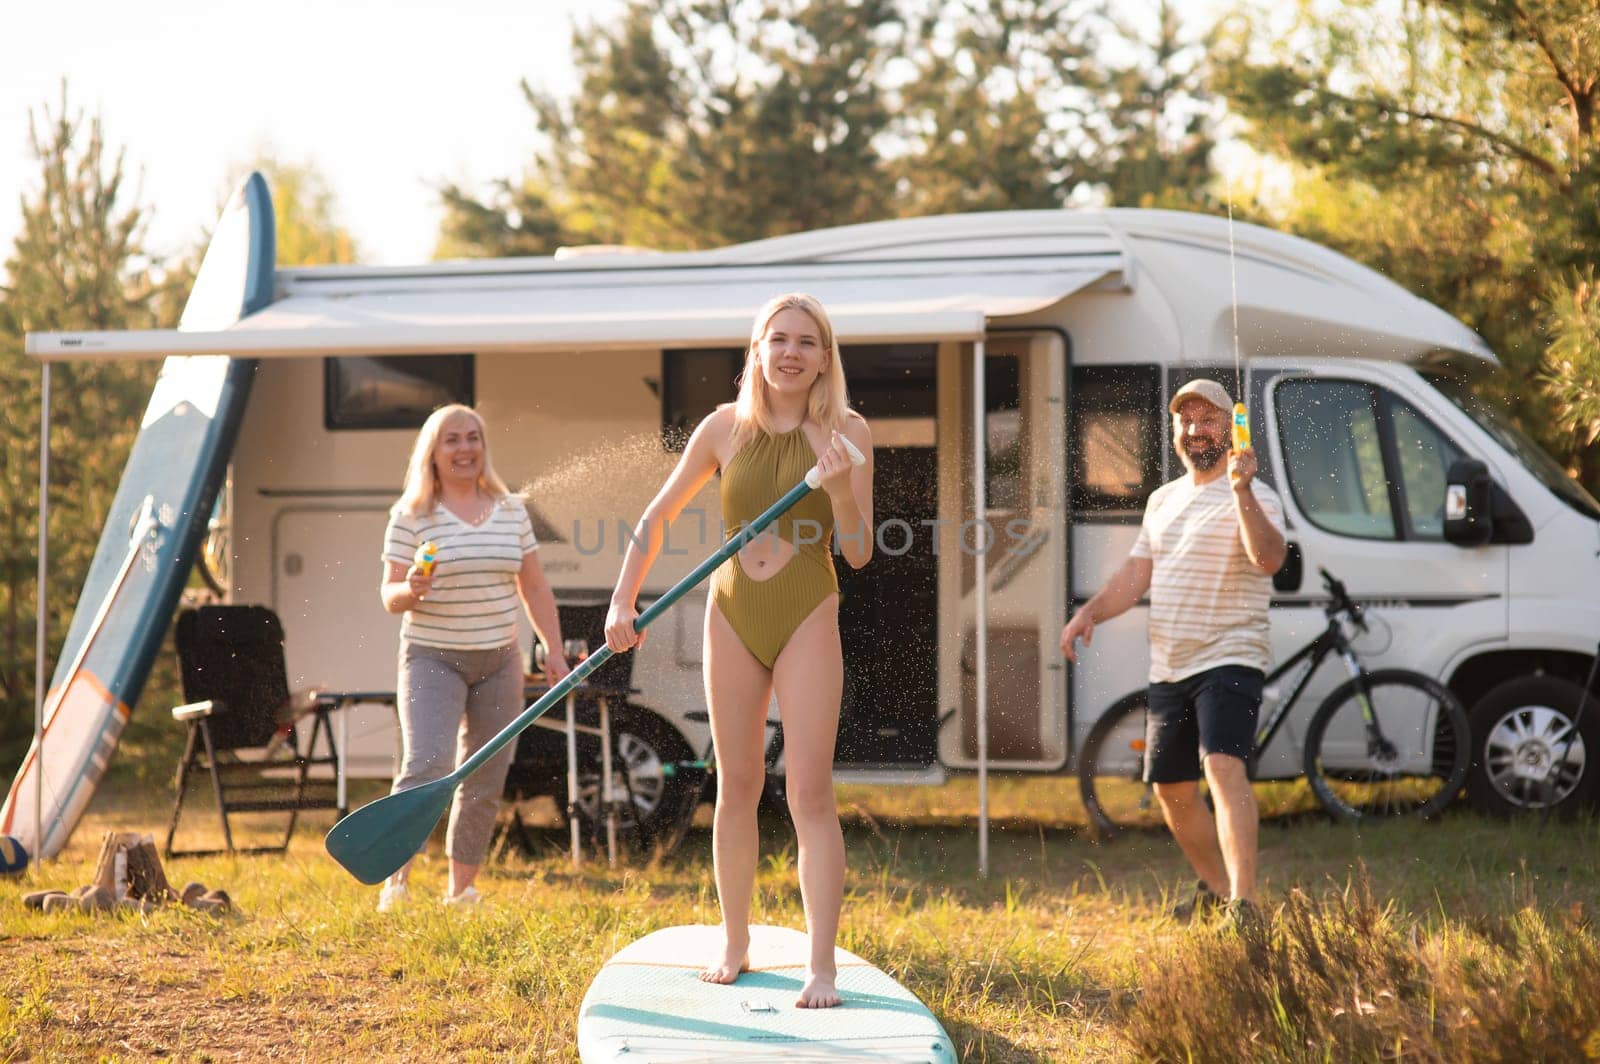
415;540;438;576
1231;403;1251;482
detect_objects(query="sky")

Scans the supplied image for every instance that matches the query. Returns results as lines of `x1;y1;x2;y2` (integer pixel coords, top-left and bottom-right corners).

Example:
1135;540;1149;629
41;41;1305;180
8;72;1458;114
1;0;1228;268
0;0;620;266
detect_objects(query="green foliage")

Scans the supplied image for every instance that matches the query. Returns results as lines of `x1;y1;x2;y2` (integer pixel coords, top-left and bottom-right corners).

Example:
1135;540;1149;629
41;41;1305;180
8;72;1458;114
894;0;1101;214
438;0;904;254
438;0;1221;254
1213;0;1600;491
1089;0;1220;211
0;87;176;755
436;175;567;260
0;109;367;775
1541;268;1600;447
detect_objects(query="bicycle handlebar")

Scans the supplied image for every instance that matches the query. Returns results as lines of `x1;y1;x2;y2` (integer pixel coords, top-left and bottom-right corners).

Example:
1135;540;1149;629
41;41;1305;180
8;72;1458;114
1318;567;1368;632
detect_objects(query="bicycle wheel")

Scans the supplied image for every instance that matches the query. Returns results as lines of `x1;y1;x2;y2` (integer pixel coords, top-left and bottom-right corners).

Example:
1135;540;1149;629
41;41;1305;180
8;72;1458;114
1303;669;1470;822
1079;696;1168;840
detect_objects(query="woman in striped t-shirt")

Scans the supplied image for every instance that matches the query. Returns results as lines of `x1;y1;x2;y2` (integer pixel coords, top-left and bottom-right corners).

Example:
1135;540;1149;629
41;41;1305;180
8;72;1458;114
376;404;569;911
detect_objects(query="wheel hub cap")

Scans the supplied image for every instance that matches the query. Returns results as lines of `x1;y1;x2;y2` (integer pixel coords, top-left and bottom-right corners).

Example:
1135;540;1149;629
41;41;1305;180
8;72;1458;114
1484;704;1586;807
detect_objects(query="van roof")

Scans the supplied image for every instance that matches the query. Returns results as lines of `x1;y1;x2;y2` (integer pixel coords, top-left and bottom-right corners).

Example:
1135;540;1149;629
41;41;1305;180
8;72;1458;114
28;208;1492;366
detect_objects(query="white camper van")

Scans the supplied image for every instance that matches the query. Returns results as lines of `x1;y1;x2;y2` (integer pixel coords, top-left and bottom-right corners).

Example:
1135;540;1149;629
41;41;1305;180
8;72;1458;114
30;203;1600;845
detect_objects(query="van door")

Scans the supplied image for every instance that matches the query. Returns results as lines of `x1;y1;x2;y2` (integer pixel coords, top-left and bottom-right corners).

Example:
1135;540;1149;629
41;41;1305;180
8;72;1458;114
1255;366;1509;776
274;505;404;778
938;332;1069;771
661;343;945;772
834;344;940;768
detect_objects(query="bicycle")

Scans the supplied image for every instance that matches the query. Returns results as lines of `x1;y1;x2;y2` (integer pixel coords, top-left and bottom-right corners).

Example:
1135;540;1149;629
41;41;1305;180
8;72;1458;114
1077;568;1471;839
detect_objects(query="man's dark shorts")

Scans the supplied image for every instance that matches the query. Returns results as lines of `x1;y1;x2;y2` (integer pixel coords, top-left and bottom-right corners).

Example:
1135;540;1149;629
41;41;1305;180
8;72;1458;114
1144;664;1265;783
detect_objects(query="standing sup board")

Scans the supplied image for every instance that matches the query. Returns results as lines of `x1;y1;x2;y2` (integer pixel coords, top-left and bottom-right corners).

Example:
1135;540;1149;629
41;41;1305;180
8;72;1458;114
577;924;958;1062
0;173;273;858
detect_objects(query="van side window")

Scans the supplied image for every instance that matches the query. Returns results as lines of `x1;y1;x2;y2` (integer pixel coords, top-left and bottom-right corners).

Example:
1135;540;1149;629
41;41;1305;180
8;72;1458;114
661;343;938;452
1275;378;1463;541
1070;364;1162;517
1388;397;1463;539
324;355;474;430
985;354;1023;512
847;343;937;423
1276;379;1395;538
661;348;742;450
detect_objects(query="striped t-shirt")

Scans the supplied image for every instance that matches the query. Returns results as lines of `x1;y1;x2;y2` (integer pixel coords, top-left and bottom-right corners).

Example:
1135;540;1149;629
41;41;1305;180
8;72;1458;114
1131;475;1285;683
382;496;539;651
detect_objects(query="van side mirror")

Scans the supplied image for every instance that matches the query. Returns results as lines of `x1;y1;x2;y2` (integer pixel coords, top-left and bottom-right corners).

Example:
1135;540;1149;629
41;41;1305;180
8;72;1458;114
1444;458;1493;546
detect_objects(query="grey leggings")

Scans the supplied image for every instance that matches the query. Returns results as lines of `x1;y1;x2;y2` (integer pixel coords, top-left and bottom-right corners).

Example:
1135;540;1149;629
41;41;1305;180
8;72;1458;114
393;640;523;864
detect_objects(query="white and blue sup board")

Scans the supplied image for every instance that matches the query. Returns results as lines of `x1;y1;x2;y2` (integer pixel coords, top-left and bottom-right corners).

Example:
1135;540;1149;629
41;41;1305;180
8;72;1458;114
577;925;958;1063
0;173;274;858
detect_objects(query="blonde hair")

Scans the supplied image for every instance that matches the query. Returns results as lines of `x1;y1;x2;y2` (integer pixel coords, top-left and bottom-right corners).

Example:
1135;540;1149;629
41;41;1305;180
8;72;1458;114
729;293;852;454
395;404;512;516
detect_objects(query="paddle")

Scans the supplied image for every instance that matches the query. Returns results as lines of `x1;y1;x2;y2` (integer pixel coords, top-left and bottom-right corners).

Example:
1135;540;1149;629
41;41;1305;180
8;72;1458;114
326;434;866;883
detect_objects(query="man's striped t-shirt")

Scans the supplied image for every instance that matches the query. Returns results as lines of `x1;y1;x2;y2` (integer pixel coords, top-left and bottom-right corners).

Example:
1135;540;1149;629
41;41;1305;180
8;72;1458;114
1131;475;1285;683
383;496;538;651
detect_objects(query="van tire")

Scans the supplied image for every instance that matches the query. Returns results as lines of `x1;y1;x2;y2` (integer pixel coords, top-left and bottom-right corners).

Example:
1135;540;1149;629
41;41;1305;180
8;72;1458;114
572;706;705;854
1466;676;1599;818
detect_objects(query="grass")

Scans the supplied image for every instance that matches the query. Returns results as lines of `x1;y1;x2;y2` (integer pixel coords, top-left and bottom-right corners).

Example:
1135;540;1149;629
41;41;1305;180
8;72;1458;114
3;771;1600;1062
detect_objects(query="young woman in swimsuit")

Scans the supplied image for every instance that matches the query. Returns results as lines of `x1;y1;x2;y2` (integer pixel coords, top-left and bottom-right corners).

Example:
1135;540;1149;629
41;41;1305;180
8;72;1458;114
604;293;873;1009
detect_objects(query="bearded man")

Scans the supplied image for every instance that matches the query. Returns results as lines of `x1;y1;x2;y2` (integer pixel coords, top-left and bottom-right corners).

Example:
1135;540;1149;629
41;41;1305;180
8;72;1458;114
1061;379;1286;926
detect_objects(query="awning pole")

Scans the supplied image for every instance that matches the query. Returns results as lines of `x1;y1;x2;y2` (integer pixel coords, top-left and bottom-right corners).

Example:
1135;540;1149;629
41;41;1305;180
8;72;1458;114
34;362;50;867
974;339;989;879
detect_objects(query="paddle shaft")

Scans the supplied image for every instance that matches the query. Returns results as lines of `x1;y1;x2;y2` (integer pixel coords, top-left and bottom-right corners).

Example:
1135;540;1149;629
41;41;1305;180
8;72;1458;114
449;476;820;785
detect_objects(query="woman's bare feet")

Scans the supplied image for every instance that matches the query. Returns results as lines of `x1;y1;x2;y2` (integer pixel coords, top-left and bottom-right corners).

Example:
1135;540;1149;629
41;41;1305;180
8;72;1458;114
796;968;841;1008
699;932;750;985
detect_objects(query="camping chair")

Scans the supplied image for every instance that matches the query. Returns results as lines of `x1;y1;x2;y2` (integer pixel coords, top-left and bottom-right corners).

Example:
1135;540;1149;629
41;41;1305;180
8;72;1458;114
164;605;343;857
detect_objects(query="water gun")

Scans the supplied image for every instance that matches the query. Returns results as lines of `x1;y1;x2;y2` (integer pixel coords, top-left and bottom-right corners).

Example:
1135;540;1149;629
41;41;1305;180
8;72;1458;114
1231;403;1251;482
414;541;438;576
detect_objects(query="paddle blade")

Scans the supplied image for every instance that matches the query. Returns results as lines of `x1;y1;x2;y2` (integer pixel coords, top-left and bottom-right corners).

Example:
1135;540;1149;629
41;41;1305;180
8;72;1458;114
324;776;455;884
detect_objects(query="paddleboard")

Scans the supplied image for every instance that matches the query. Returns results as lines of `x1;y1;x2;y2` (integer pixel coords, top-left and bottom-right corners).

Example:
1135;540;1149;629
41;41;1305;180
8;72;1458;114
0;172;274;857
577;924;958;1063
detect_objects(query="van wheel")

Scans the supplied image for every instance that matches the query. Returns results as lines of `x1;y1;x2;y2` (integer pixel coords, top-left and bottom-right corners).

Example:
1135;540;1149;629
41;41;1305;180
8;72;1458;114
1466;676;1599;818
572;706;704;854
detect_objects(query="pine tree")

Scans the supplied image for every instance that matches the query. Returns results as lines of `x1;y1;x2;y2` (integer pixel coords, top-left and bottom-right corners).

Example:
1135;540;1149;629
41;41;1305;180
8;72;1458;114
0;86;170;755
893;0;1101;214
440;0;1223;253
1214;0;1600;490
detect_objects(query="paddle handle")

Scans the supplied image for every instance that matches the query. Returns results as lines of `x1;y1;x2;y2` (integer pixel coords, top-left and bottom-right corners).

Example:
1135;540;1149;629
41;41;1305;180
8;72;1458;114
452;436;865;782
804;433;865;490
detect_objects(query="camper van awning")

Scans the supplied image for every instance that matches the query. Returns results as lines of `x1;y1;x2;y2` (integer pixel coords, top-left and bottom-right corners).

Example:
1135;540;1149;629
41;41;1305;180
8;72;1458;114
25;259;1122;361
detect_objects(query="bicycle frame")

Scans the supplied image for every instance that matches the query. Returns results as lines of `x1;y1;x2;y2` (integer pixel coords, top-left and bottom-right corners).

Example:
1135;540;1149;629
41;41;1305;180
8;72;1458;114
1245;610;1368;779
1078;566;1469;836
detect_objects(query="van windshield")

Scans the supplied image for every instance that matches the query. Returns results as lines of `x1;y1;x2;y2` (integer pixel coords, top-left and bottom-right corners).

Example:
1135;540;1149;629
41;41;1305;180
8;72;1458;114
1424;373;1600;521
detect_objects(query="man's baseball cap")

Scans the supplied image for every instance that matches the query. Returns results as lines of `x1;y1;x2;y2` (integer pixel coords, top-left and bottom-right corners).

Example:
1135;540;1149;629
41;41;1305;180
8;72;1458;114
1168;379;1233;414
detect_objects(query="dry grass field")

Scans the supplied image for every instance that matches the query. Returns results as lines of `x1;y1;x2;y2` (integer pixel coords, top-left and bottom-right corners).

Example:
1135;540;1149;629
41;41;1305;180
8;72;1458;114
3;733;1598;1062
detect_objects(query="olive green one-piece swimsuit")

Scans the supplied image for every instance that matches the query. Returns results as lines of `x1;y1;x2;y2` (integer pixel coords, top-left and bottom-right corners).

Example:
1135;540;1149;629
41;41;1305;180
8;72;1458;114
710;425;839;669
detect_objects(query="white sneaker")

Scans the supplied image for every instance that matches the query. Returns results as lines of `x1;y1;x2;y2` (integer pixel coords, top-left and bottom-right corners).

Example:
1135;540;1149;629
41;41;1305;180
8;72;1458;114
376;882;409;913
442;885;482;907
